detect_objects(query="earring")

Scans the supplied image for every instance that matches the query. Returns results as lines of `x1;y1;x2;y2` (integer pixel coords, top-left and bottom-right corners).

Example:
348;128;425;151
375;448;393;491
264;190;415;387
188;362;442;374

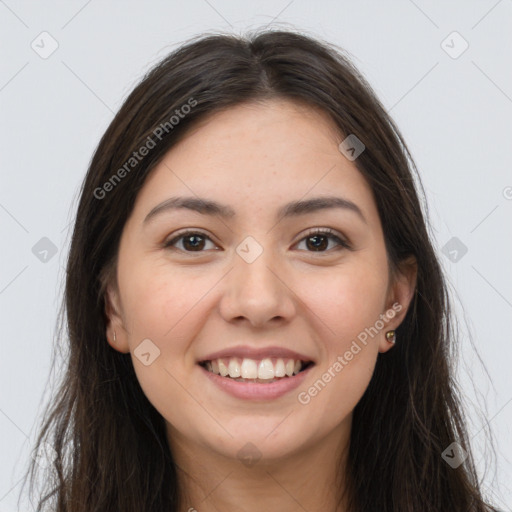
385;330;396;344
113;330;117;343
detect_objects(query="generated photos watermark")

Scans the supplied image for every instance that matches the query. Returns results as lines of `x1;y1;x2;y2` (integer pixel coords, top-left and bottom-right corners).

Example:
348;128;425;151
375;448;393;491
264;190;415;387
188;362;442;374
94;97;197;200
297;301;403;405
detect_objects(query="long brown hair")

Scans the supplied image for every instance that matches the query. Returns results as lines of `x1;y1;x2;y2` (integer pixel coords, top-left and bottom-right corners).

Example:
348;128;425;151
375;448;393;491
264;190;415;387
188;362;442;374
19;28;498;511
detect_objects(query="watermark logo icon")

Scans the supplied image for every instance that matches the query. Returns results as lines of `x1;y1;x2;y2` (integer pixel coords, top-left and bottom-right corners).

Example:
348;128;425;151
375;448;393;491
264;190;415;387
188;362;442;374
134;338;161;366
441;31;469;59
31;31;59;59
237;442;262;467
441;442;468;468
441;236;468;263
339;134;365;161
32;237;58;263
236;236;263;264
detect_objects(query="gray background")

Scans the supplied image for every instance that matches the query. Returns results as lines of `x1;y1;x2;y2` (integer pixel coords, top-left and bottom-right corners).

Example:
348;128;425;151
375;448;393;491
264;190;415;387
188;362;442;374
1;1;511;510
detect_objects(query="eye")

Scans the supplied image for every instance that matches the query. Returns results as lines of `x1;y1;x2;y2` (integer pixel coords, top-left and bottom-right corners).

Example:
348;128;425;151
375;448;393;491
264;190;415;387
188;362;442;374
163;230;218;252
295;228;351;253
163;228;351;254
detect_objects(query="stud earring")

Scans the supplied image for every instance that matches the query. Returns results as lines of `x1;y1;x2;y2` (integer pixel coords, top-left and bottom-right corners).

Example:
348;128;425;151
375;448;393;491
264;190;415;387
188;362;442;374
113;330;117;343
385;330;396;344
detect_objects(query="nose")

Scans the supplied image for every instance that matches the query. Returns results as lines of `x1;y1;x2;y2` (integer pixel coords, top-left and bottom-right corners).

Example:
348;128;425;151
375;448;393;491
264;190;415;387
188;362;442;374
218;247;296;328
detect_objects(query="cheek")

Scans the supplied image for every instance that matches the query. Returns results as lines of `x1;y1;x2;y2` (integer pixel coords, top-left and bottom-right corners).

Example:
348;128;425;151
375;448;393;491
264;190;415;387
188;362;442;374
119;258;204;341
302;259;388;342
305;347;378;428
118;265;204;429
118;262;214;392
292;262;385;416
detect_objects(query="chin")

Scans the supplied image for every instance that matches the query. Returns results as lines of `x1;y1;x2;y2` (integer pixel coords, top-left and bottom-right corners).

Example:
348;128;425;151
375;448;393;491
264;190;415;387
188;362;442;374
208;420;312;462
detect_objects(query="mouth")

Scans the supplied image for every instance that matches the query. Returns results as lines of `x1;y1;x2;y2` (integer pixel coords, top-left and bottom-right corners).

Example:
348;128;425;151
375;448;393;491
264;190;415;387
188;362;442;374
198;357;315;384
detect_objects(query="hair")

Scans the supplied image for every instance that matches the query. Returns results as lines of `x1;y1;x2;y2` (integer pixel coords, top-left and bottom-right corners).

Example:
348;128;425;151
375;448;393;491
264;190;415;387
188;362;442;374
18;28;499;511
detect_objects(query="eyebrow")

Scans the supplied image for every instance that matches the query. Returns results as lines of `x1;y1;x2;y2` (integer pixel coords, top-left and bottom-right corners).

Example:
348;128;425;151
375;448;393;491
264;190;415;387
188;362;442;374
143;195;367;225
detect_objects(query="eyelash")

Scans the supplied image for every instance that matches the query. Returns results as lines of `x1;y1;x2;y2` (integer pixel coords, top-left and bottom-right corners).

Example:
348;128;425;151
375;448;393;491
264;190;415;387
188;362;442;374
163;228;351;254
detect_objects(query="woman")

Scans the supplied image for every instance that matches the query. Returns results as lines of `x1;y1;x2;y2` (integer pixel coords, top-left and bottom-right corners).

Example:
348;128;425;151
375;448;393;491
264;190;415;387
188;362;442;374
20;29;499;511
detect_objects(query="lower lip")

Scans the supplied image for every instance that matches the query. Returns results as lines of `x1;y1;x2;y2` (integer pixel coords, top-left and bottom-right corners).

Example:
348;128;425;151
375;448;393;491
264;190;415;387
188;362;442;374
198;364;314;401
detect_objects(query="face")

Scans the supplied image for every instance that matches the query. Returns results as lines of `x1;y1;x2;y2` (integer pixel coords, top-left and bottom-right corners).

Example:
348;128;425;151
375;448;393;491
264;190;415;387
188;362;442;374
105;99;416;464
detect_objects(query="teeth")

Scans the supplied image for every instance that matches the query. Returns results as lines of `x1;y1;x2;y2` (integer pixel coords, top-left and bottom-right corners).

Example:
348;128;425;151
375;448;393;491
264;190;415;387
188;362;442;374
228;358;241;378
202;356;307;380
258;358;274;379
218;359;229;377
241;358;258;379
274;359;286;377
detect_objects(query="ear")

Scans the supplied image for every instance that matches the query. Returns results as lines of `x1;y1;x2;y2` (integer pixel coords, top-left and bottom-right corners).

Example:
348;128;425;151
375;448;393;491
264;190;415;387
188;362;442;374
378;255;418;353
104;283;130;354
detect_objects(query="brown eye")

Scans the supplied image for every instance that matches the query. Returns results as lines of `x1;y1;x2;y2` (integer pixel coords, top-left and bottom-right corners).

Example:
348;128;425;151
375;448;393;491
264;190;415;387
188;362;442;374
296;228;351;252
164;231;217;252
163;228;351;254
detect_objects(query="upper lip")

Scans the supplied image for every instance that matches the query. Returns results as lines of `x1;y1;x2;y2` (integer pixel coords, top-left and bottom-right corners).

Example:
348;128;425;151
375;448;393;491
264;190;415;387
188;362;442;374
198;345;315;364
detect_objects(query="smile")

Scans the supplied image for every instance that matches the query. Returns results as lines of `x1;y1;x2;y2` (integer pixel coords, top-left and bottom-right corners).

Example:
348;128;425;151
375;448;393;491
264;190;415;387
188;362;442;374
199;357;313;382
197;357;315;401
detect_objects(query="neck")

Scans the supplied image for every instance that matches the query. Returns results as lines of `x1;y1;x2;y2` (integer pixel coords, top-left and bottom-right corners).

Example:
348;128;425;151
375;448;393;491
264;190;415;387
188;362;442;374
168;420;351;512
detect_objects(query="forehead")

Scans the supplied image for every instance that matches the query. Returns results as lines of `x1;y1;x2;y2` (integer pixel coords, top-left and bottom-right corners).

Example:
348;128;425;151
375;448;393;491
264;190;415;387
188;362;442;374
130;99;378;227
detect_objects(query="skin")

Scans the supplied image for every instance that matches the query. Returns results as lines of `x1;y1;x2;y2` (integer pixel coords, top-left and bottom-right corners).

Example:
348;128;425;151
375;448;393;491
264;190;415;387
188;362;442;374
105;99;417;512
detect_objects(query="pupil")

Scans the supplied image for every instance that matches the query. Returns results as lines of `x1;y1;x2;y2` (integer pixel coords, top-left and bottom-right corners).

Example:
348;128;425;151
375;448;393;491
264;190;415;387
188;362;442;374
308;235;327;251
185;235;204;250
